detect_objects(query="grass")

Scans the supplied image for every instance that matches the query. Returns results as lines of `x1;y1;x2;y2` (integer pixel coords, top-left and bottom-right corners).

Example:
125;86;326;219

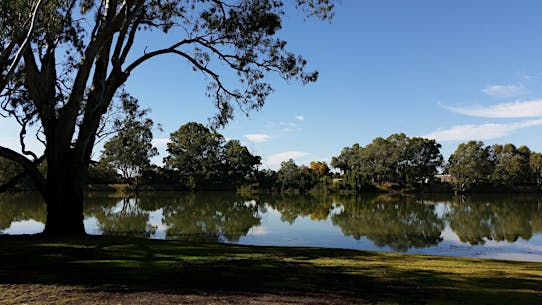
0;235;541;304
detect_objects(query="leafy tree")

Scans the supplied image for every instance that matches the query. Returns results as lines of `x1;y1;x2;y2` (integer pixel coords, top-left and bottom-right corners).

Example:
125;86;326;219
223;139;261;186
164;122;225;189
331;144;362;173
0;0;46;91
256;168;279;191
491;144;531;187
448;141;493;193
0;0;333;235
310;161;330;178
331;134;443;190
99;94;158;191
277;159;317;192
402;137;443;187
87;161;121;184
530;152;542;190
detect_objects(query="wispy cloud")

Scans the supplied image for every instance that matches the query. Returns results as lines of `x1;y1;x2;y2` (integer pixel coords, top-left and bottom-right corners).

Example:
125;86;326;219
265;120;303;132
244;133;272;143
481;84;529;98
423;119;542;142
263;151;310;169
152;138;170;146
519;72;542;80
279;122;301;132
442;100;542;118
295;115;305;121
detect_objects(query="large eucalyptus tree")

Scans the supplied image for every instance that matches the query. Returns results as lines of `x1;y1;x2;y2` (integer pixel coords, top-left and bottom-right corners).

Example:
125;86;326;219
0;0;333;235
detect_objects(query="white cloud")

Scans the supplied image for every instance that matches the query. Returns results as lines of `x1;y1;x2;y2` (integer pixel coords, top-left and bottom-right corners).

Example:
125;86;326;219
244;133;271;143
481;84;529;98
423;119;542;142
263;151;310;169
442;100;542;118
152;138;170;146
295;115;305;121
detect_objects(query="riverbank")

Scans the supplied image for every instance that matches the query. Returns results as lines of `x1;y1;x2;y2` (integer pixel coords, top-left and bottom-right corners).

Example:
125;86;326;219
0;236;541;304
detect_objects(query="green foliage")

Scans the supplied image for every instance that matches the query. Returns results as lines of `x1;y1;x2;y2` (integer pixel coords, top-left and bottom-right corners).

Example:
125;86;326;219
530;152;542;189
165;122;224;189
491;144;531;186
277;159;318;192
0;156;23;185
87;161;121;184
164;122;260;190
331;134;443;191
448;141;493;193
224;140;261;186
99;94;158;189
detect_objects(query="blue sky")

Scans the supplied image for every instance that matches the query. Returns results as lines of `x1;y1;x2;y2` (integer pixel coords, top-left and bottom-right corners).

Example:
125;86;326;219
4;1;542;169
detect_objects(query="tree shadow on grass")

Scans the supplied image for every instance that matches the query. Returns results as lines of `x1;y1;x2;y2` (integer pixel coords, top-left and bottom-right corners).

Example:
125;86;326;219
0;235;541;305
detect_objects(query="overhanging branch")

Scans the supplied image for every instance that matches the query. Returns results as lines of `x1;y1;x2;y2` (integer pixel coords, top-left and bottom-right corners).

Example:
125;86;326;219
0;147;46;194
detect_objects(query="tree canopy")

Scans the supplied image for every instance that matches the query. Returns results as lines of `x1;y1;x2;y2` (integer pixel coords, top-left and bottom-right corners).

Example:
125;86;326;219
99;93;158;190
0;0;334;235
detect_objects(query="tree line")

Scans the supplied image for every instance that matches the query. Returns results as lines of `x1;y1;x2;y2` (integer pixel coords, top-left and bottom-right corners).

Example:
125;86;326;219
3;128;542;194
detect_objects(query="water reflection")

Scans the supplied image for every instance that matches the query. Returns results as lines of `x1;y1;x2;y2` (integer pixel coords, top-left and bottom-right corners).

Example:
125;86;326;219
86;197;157;238
1;192;542;258
331;195;444;252
447;195;542;245
155;192;262;242
0;192;46;231
264;194;334;223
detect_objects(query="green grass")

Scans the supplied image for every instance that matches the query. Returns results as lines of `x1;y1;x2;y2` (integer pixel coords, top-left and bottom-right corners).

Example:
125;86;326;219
0;235;541;304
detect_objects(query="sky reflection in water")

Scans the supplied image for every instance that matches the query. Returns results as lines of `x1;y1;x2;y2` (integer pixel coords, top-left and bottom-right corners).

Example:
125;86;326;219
1;192;542;262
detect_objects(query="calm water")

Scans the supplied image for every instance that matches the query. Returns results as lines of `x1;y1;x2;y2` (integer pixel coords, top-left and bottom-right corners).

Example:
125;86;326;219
1;192;542;262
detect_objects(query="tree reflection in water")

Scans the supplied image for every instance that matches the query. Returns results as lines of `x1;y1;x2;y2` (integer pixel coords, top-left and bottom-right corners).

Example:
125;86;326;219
85;196;156;238
0;192;46;231
263;194;335;223
1;192;542;253
447;195;542;245
151;192;262;242
331;194;444;252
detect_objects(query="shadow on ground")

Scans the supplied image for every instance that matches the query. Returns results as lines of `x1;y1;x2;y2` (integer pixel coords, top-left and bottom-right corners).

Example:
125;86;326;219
0;235;541;305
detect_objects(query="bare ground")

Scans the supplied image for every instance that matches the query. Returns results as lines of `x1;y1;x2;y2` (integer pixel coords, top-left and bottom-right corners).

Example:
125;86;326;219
0;284;373;305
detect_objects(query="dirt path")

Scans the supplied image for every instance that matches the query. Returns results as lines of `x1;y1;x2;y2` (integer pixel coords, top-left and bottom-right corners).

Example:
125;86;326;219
0;284;372;305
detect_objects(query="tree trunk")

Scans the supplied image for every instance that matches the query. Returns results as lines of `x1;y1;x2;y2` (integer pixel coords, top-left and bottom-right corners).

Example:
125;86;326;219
42;149;86;236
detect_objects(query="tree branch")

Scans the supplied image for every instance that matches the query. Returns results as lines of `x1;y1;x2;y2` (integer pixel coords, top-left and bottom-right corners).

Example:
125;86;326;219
0;170;28;193
0;147;46;194
0;0;47;92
